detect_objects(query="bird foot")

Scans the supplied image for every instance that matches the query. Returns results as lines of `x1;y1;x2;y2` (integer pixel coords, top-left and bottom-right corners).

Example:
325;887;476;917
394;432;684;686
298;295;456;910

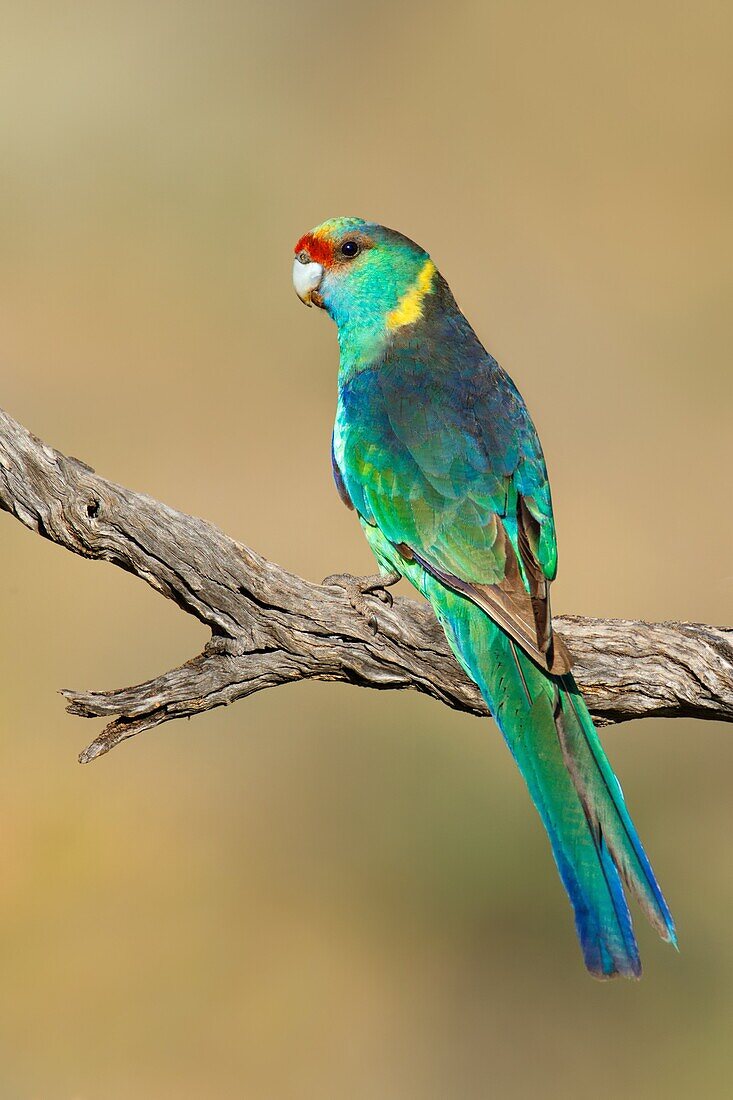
322;571;401;634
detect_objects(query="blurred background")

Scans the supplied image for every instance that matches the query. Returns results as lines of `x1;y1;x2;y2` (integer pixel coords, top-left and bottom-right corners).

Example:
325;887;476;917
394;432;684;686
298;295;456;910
1;1;732;1096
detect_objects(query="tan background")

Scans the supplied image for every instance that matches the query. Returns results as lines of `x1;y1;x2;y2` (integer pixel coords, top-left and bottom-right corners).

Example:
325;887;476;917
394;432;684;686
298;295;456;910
1;2;732;1097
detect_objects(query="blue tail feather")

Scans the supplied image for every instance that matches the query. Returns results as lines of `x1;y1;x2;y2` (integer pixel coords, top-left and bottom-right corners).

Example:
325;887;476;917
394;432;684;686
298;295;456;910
429;583;674;979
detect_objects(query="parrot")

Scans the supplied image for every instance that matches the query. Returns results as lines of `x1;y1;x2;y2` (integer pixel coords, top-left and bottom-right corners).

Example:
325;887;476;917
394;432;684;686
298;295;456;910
292;217;675;979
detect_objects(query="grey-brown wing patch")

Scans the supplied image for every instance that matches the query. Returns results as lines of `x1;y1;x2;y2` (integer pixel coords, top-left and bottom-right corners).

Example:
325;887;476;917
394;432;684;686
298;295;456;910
405;509;572;676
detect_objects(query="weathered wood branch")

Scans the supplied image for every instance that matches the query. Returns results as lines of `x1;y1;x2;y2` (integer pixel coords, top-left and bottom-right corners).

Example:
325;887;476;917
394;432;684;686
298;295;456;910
1;407;731;764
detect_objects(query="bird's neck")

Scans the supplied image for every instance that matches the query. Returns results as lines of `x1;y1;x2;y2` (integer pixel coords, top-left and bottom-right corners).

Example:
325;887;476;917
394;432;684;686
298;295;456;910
336;320;389;384
334;268;480;387
333;257;439;384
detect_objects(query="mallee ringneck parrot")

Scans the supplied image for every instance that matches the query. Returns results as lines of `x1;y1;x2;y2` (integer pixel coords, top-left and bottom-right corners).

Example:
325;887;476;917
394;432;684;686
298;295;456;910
292;217;675;978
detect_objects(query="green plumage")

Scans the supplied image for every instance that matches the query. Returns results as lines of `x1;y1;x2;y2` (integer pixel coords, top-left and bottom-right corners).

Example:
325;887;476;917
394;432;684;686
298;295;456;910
295;217;676;977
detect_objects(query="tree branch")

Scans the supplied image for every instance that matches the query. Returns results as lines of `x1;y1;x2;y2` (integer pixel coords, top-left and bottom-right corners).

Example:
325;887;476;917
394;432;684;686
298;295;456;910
1;407;731;764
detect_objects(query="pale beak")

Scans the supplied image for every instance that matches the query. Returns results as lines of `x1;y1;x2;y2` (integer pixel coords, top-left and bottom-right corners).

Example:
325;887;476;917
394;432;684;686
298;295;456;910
293;257;323;307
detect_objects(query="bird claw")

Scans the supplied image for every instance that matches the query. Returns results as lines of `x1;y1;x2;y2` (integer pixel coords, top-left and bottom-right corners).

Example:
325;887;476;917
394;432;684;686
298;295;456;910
322;571;400;634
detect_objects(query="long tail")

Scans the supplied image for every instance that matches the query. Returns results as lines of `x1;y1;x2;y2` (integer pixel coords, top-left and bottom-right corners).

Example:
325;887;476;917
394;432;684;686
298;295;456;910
429;583;676;979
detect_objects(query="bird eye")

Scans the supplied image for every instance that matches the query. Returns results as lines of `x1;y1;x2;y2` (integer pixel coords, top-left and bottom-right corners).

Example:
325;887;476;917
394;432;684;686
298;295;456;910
340;240;360;258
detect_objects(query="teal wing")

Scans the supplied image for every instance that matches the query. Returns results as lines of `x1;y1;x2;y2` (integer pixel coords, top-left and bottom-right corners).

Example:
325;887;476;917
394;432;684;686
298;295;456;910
336;353;568;672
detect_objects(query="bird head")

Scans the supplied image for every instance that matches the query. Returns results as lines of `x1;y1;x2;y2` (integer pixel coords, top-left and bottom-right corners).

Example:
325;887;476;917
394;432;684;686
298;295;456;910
292;217;437;336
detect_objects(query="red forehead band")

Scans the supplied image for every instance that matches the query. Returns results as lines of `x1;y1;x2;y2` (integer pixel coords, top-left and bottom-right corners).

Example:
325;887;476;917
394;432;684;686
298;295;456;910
294;233;335;266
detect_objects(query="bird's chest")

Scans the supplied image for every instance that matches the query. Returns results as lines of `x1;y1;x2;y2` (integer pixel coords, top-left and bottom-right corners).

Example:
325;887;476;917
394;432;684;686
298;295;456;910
332;375;392;519
331;398;351;486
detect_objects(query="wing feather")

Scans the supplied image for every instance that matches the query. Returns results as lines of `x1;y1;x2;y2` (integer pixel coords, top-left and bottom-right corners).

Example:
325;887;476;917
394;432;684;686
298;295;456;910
336;345;569;672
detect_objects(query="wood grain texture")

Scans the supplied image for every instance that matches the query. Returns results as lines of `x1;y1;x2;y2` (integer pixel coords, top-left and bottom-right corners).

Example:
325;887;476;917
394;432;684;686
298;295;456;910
1;407;731;764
